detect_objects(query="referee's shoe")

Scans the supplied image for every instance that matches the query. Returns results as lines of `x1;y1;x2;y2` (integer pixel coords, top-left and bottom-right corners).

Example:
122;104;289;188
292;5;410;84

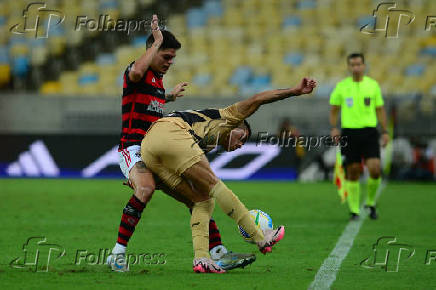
365;205;378;220
350;213;359;221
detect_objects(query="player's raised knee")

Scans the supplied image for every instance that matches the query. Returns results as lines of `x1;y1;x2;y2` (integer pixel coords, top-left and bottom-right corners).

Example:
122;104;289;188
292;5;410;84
135;185;155;203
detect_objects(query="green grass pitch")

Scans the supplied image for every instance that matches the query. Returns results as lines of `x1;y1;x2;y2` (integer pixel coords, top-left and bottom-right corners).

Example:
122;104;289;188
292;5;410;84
1;179;436;289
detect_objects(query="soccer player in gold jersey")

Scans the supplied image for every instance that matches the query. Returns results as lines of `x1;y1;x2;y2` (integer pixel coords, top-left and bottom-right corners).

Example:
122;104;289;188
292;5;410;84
140;77;317;273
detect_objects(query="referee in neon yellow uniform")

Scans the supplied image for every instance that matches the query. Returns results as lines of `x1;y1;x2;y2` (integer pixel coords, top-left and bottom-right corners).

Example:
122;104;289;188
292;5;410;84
330;53;389;220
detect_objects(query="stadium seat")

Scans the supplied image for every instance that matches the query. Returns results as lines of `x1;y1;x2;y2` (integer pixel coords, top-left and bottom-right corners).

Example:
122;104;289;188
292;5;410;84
0;0;434;99
40;81;61;94
230;66;253;87
284;52;304;66
186;8;208;28
60;71;79;95
405;64;426;77
11;56;29;77
0;64;11;86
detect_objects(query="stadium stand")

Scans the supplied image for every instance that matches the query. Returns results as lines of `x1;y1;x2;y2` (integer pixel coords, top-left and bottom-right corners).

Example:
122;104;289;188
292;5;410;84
0;0;435;103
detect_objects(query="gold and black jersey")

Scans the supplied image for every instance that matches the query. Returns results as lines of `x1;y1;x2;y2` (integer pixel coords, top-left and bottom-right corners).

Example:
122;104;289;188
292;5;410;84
159;103;245;151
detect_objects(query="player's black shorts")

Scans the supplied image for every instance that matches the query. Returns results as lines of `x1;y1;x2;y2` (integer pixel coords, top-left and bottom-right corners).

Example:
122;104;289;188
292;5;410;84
340;127;380;166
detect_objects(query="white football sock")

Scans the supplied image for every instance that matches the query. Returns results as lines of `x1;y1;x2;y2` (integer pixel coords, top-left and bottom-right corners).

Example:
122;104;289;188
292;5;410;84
112;243;126;254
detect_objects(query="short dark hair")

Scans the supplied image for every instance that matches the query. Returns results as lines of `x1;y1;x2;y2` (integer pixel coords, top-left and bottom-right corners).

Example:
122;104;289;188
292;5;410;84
347;53;365;64
146;30;181;50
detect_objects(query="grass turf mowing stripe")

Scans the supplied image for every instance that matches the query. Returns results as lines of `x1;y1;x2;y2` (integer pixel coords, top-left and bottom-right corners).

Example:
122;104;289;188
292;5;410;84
308;182;385;290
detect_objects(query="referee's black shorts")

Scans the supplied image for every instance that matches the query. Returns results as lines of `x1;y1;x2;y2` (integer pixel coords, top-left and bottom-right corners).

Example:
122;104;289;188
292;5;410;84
340;127;380;167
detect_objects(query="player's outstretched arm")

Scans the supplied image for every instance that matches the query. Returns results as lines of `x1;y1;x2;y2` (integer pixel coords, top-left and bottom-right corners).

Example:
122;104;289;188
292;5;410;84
235;77;317;119
129;14;163;82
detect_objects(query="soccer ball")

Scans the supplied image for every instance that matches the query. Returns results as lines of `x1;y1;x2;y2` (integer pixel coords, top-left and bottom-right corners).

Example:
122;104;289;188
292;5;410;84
238;209;273;243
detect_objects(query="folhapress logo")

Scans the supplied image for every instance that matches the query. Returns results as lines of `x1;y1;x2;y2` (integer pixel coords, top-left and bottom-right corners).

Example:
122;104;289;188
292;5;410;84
361;2;436;37
361;2;415;38
360;236;415;272
10;237;66;272
9;2;65;39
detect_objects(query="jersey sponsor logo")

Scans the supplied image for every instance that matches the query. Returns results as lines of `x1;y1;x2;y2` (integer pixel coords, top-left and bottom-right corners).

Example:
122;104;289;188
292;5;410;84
364;97;371;106
346;97;354;107
148;99;164;115
6;140;60;177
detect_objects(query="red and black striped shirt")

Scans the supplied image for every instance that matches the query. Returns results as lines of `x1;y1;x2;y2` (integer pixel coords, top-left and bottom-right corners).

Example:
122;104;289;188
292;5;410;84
119;62;166;150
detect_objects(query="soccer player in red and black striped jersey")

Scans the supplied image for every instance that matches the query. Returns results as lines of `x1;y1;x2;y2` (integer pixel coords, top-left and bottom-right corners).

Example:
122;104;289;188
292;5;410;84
108;15;254;272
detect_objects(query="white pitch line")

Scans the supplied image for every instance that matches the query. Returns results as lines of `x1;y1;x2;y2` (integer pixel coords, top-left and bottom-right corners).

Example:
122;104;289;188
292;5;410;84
308;182;386;290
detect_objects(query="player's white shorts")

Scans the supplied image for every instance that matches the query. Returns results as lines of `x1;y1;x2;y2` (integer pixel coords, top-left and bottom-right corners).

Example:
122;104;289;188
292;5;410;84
119;145;142;179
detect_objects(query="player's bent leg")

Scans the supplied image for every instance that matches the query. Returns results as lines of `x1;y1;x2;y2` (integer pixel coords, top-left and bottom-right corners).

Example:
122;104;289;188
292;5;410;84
191;198;226;273
345;162;361;219
107;162;156;272
208;180;285;254
117;162;155;247
365;158;381;219
183;159;262;242
191;198;214;258
156;176;225;273
160;179;226;255
129;162;156;203
183;160;284;254
159;181;255;270
158;179;194;208
181;155;219;198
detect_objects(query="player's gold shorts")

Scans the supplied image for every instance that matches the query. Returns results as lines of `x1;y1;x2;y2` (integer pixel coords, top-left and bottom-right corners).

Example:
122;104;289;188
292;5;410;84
140;118;205;189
